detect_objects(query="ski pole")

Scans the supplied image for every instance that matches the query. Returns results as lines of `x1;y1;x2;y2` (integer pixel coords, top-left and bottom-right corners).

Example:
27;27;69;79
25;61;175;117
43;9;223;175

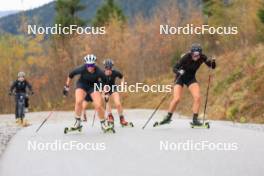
35;110;54;133
36;94;67;133
202;57;214;123
92;111;96;127
142;74;183;129
142;92;170;129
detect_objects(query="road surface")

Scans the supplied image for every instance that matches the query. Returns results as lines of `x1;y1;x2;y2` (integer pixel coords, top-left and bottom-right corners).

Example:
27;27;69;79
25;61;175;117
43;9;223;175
0;110;264;176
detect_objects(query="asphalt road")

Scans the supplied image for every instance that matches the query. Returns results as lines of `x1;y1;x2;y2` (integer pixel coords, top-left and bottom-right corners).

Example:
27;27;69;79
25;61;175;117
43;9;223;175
0;110;264;176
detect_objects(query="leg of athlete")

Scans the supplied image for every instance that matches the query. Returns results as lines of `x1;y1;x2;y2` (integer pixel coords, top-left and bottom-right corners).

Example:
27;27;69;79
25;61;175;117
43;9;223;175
158;85;184;125
74;88;86;127
82;100;88;121
188;83;202;125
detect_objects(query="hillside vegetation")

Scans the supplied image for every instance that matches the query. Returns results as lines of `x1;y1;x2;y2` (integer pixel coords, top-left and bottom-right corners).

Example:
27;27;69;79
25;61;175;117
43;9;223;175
0;0;199;34
0;0;263;123
122;44;264;123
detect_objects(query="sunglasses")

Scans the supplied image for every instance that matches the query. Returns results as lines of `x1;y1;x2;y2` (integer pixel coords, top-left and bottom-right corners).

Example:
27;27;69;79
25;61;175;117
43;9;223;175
86;64;95;68
105;67;112;70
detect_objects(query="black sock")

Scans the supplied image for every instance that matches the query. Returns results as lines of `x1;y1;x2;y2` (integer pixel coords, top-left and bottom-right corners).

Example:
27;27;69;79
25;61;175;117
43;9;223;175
167;112;173;119
193;113;198;120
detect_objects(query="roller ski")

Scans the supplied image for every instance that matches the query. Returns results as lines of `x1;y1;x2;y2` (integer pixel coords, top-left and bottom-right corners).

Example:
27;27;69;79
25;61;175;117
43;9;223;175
107;114;115;128
101;120;115;133
153;115;172;127
120;115;134;127
64;118;83;134
190;116;210;129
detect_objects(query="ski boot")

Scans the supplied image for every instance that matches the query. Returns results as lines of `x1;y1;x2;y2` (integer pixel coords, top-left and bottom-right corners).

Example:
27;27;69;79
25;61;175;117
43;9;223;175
107;113;115;128
64;118;83;134
190;117;210;129
153;115;172;127
101;120;115;133
120;116;134;127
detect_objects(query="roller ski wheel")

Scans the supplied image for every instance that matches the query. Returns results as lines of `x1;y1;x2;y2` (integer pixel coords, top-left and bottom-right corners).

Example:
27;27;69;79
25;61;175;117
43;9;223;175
153;122;159;127
108;121;115;128
103;127;116;134
153;119;172;127
121;122;134;128
64;126;83;134
190;122;210;129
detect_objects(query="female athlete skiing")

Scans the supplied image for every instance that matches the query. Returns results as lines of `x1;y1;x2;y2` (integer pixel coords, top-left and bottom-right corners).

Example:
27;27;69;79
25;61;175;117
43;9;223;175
102;59;133;127
63;54;114;132
155;43;216;126
82;59;133;127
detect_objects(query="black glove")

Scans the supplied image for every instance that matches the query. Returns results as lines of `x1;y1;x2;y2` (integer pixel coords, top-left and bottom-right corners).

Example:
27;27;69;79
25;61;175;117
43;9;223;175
8;92;13;96
63;85;70;96
30;91;34;95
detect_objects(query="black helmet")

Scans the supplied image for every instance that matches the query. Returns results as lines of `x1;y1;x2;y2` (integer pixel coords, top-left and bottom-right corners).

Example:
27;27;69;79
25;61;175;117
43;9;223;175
103;59;114;69
191;43;202;54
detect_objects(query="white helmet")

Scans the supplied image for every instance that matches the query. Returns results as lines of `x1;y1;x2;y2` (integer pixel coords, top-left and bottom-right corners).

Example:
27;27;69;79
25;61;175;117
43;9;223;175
83;54;96;64
18;71;26;78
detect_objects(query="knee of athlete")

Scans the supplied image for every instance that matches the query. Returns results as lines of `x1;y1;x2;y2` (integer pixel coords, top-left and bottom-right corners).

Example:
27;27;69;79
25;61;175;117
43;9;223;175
94;102;102;111
76;100;83;107
115;103;122;109
173;96;180;104
194;95;201;103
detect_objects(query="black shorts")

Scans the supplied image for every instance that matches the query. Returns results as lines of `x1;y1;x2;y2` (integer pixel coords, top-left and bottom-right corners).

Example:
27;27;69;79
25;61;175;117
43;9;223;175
104;85;118;96
76;82;95;102
175;77;198;87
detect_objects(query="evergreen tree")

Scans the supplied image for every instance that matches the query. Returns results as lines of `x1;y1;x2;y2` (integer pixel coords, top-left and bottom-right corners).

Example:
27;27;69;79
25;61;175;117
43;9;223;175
202;0;214;17
55;0;86;27
258;4;264;24
93;0;126;26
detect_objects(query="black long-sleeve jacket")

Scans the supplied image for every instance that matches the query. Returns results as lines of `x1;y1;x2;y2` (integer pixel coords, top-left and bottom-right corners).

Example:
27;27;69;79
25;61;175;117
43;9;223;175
173;52;216;79
10;80;33;93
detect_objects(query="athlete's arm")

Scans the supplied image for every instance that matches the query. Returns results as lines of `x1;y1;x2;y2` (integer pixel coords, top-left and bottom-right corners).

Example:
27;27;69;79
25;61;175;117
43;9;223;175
173;54;188;74
115;70;124;83
98;68;108;93
9;81;17;93
65;77;71;87
204;55;216;69
25;80;33;92
120;77;125;87
66;65;85;86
